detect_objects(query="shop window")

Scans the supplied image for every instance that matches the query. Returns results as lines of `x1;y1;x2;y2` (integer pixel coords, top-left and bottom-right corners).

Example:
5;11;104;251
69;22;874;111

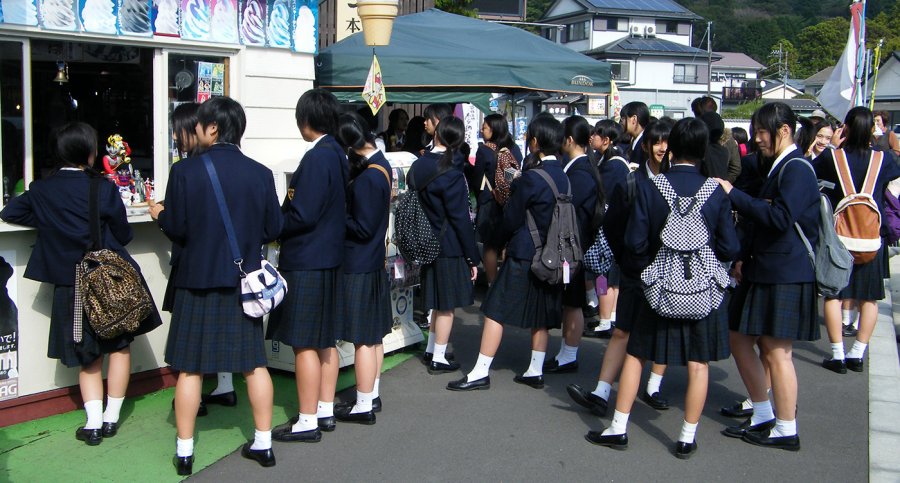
167;54;229;165
0;41;24;206
609;61;630;82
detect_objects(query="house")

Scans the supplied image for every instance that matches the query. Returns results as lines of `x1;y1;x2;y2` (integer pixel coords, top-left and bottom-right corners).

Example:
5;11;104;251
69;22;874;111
867;51;900;126
804;66;835;97
712;52;765;107
760;79;805;100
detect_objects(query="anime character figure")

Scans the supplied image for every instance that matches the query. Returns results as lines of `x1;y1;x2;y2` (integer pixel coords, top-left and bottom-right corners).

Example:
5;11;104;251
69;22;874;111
102;134;132;176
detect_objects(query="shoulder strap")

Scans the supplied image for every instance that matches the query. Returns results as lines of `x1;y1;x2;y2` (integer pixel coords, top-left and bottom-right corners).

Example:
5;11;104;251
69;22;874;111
367;163;391;189
651;174;677;209
774;157;816;268
626;171;637;205
832;148;857;197
203;154;244;272
861;150;884;196
410;166;448;192
610;155;629;171
88;177;102;251
532;168;570;198
777;157;815;188
693;178;719;206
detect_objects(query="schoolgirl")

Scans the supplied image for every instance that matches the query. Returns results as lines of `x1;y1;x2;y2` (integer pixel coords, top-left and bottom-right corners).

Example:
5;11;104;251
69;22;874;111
545;116;601;373
267;89;348;442
586;118;739;458
448;112;567;391
333;112;394;423
413;116;480;375
717;102;821;451
151;97;282;474
1;122;162;446
817;106;900;374
805;120;835;160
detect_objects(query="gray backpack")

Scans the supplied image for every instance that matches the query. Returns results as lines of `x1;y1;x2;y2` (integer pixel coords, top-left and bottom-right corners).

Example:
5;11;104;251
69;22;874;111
641;176;729;320
777;158;853;298
526;169;583;285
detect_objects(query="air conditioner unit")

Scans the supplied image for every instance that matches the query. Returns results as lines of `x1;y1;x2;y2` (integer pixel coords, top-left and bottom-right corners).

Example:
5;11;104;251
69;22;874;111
630;25;642;37
644;25;656;37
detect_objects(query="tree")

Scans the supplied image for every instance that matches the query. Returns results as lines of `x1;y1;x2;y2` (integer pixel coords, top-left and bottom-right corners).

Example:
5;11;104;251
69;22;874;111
435;0;477;18
796;17;848;78
765;39;801;80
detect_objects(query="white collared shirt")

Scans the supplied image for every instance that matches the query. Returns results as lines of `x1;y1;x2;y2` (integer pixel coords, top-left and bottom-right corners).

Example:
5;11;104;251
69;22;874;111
307;134;326;149
542;155;558;162
768;144;798;177
631;131;644;153
645;161;656;178
563;154;587;173
59;167;83;171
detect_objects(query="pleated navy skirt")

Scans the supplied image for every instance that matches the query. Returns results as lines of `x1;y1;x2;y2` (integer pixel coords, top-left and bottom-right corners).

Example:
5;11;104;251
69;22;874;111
607;261;622;287
729;281;820;341
836;247;886;301
420;257;474;311
612;273;643;333
476;198;505;250
267;268;344;349
165;287;267;373
343;270;393;345
481;258;562;329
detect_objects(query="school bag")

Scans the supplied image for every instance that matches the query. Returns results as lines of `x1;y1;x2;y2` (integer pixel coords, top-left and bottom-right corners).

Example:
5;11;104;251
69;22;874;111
393;167;448;265
486;142;519;206
832;148;884;264
641;176;729;320
526;169;583;285
882;187;900;245
778;158;853;298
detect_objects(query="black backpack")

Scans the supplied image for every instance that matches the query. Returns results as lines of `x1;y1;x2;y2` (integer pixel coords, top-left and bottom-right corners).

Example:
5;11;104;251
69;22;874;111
526;169;583;285
393;167;448;265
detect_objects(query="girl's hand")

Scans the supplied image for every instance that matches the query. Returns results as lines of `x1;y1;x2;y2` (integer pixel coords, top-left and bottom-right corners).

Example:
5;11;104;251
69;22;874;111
470;266;478;282
832;126;845;148
148;199;164;220
713;178;733;194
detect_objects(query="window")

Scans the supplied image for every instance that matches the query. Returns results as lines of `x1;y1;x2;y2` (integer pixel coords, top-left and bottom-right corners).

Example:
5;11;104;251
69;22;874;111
167;54;229;165
593;17;626;32
674;64;699;84
609;61;630;82
543;28;556;42
564;21;588;42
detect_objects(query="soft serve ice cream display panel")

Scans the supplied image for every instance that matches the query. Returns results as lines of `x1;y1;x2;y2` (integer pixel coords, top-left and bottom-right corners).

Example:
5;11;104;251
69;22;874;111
1;0;39;25
79;0;116;33
265;0;290;48
119;0;152;35
291;0;315;54
152;0;179;36
209;0;238;43
239;0;265;46
180;0;209;40
41;0;79;30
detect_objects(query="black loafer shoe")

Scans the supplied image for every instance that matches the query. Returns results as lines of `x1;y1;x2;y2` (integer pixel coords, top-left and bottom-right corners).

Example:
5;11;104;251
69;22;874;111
822;357;847;374
428;360;461;374
544;360;579;374
722;418;775;438
584;328;614;339
641;391;669;410
101;422;118;438
447;376;490;391
513;374;545;389
566;383;609;416
846;357;864;372
241;442;276;467
674;441;698;460
842;324;858;337
742;430;801;451
318;416;336;432
171;399;208;417
583;305;599;318
335;397;382;414
422;352;455;365
272;426;322;443
334;409;376;425
202;391;237;407
585;431;628;450
720;402;753;418
174;455;194;476
75;427;102;446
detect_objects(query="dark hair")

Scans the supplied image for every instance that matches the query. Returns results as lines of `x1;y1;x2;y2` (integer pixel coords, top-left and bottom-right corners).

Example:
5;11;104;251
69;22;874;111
337;111;378;178
731;127;749;145
295;88;340;136
794;116;817;155
423;103;453;123
525;112;563;169
691;96;717;117
667;117;708;165
642;119;673;165
621;101;650;129
52;122;98;170
699;111;724;143
483;113;515;151
403;115;428;154
593;119;623;161
172;102;200;157
564;115;605;207
873;110;890;124
388;108;409;128
435;116;464;170
197;96;246;145
752;102;798;161
842;106;875;152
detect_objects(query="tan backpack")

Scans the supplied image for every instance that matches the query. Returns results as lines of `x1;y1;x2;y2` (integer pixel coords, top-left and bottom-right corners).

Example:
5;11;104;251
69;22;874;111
832;148;884;265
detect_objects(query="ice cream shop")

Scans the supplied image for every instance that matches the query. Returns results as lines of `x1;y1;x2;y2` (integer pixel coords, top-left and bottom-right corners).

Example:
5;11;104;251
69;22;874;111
0;0;319;422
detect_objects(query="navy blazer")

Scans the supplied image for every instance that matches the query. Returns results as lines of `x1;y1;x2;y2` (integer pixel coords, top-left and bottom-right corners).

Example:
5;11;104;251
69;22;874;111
157;143;282;289
1;170;135;286
345;151;392;274
565;155;601;247
814;148;900;217
604;166;652;263
624;165;739;278
502;158;571;261
409;151;481;265
598;153;630;200
626;132;648;168
279;135;349;271
733;152;764;198
728;148;820;284
470;143;524;205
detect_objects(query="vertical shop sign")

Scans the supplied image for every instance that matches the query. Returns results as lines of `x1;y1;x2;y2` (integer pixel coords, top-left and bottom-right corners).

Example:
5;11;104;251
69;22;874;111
335;0;359;43
0;251;18;402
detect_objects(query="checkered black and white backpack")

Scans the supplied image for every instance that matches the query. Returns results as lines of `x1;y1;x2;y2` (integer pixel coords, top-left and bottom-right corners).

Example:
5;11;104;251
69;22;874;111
641;176;729;320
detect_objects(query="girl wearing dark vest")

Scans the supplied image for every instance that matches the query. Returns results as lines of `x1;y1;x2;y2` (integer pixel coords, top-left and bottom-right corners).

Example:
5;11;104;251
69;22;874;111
268;89;348;442
333;112;393;423
2;122;162;446
448;112;568;391
586;117;739;458
151;97;282;474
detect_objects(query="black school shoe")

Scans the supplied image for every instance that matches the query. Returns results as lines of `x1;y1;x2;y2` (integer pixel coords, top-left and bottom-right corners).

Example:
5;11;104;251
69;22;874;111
822;357;848;374
318;416;336;432
585;430;628;450
583;327;614;339
566;383;609;417
272;426;322;443
741;430;801;451
174;455;194;476
674;441;698;460
641;391;670;410
842;324;858;337
75;427;103;446
427;360;461;374
422;351;455;365
446;376;491;391
335;397;382;413
202;391;237;407
722;418;775;438
846;357;864;372
543;359;579;374
101;422;118;438
334;408;376;425
241;442;276;467
513;374;544;389
720;401;753;418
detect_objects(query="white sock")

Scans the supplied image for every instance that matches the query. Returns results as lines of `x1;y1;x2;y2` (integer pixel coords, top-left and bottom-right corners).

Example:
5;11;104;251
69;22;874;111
103;396;124;424
750;399;774;426
467;353;494;381
522;350;546;377
373;378;381;399
853;313;859;330
433;343;449;364
176;437;194;457
740;398;753;410
646;372;663;396
831;342;845;361
602;410;630;436
556;344;578;365
250;429;272;450
586;289;599;308
84;400;103;430
610;311;617;323
211;373;234;396
351;390;374;414
292;413;317;432
316;401;334;418
847;340;868;359
426;331;436;354
595;319;612;331
841;309;852;326
678;420;698;444
592;381;612;401
769;418;797;437
555;338;566;361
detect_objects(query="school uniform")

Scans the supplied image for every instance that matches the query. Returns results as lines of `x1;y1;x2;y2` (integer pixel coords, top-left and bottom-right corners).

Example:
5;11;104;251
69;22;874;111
562;155;600;308
0;169;162;368
267;135;349;349
814;148;900;300
727;146;821;341
343;151;393;345
409;150;481;311
471;143;524;249
626;131;648;169
623;164;740;365
480;157;568;329
597;152;631;287
157;143;282;373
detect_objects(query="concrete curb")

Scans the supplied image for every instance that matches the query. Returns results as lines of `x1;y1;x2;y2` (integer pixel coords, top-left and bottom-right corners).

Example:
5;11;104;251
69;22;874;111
870;256;900;482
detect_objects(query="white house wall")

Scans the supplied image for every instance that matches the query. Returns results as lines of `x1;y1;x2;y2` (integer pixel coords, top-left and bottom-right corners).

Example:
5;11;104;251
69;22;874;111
870;57;900;98
629;57;708;92
545;0;585;18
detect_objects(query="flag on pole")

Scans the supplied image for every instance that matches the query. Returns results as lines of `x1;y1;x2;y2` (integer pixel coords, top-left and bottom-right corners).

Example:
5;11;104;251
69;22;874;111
609;80;621;122
362;54;386;115
818;0;866;121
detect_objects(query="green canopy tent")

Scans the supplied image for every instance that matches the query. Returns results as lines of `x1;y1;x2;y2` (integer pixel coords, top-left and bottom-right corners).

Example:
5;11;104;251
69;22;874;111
316;9;611;111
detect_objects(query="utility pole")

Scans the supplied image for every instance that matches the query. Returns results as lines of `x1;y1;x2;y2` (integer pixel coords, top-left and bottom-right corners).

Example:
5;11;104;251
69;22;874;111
707;21;712;97
771;44;787;99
